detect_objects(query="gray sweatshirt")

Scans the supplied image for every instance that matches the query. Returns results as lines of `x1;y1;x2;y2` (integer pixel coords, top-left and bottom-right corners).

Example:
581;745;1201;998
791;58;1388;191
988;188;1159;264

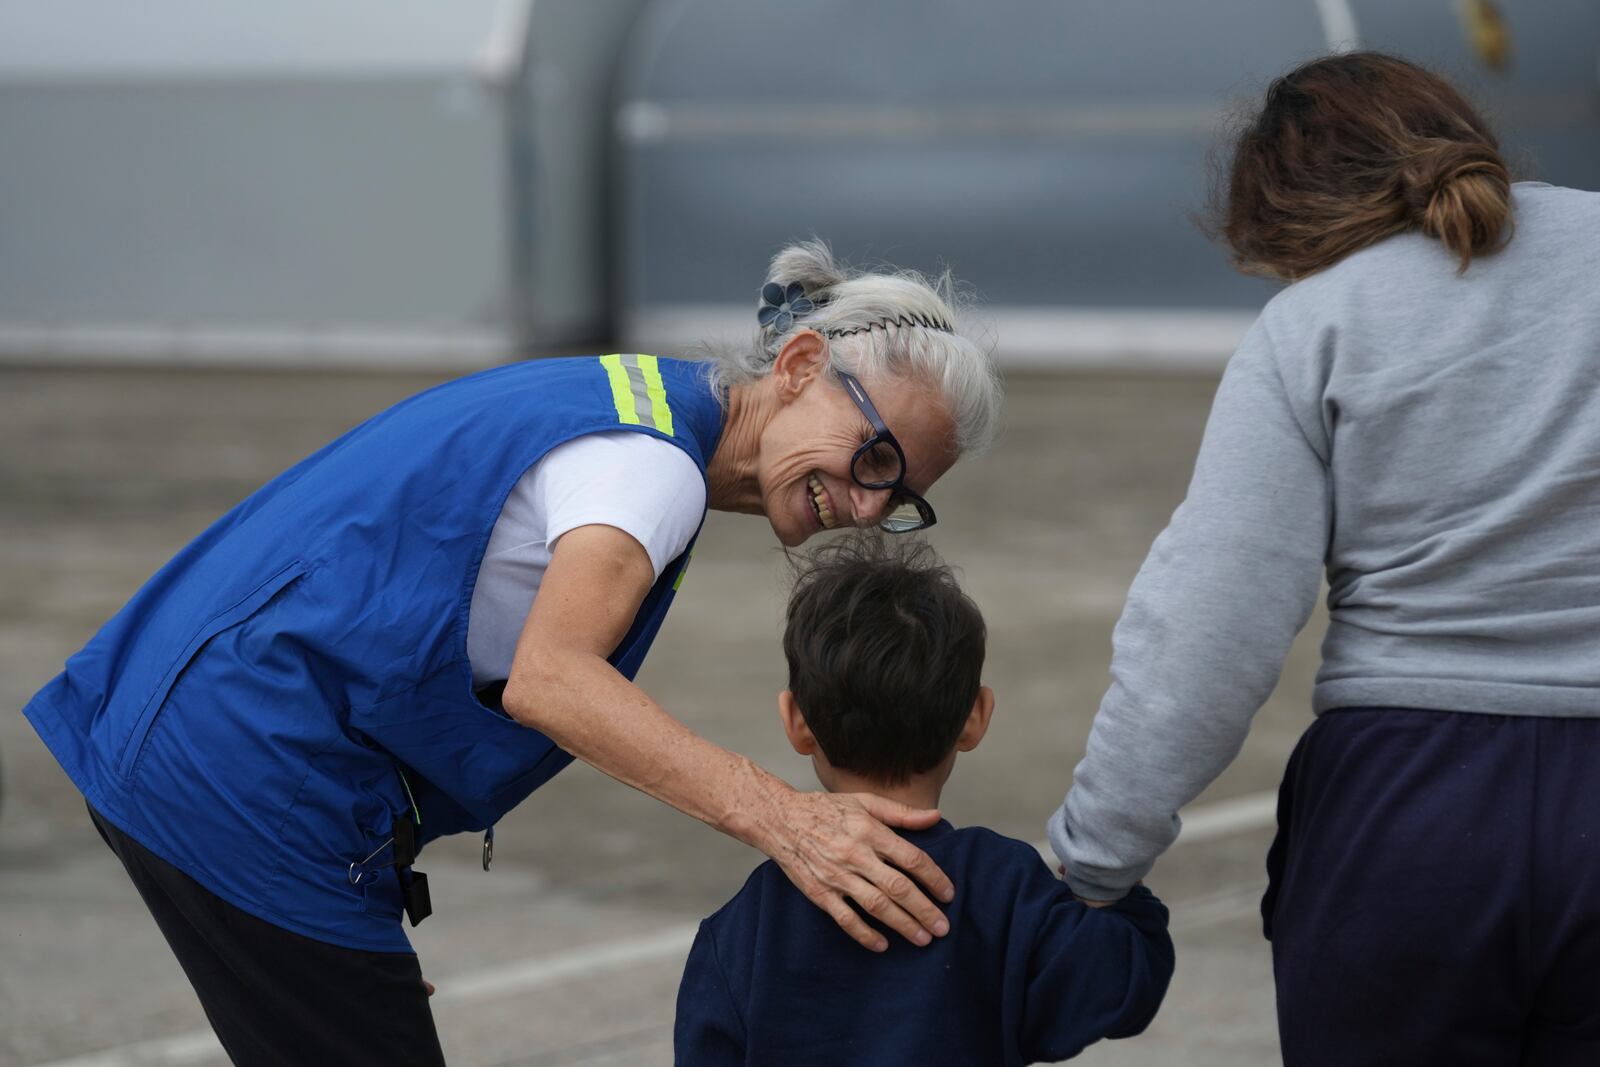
1050;183;1600;900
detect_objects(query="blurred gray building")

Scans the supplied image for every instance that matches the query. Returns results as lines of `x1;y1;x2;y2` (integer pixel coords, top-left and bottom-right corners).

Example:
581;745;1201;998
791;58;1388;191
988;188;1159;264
616;0;1600;367
0;0;645;365
1;0;1596;369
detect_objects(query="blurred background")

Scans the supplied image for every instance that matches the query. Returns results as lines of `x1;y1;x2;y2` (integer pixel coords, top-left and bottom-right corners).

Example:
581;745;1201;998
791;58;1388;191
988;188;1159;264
3;2;1598;1065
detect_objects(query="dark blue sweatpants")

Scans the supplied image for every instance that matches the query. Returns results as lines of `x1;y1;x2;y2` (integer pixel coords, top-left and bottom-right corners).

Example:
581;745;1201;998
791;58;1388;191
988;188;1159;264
1264;707;1600;1066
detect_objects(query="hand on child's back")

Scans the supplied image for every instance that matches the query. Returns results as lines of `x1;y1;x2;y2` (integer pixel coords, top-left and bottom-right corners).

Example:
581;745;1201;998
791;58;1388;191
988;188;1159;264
764;788;954;952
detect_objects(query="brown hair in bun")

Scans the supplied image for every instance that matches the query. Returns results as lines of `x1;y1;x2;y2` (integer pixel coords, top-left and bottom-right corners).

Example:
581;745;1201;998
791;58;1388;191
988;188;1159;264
1212;52;1513;279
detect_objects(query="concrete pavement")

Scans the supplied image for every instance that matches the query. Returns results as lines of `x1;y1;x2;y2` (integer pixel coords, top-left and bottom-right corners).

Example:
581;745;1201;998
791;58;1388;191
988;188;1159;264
0;365;1320;1065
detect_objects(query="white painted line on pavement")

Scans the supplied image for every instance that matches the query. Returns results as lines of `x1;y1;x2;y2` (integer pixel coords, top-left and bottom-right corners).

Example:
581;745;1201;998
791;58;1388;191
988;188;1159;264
26;925;703;1067
1173;789;1279;844
30;791;1278;1067
433;922;701;1005
27;1031;223;1067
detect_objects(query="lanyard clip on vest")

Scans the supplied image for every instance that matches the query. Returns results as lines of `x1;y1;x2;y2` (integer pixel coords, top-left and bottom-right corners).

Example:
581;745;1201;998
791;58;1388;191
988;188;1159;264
347;768;432;926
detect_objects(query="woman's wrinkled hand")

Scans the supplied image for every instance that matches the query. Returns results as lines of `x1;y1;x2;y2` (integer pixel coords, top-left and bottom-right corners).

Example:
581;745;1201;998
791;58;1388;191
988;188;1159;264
766;791;955;952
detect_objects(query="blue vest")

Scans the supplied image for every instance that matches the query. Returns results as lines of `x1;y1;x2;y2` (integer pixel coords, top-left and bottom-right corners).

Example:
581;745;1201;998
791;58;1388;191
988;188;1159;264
24;356;725;951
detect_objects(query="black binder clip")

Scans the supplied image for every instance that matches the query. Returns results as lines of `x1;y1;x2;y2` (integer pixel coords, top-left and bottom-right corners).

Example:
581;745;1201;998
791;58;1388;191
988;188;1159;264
399;868;432;926
393;814;417;868
392;816;430;926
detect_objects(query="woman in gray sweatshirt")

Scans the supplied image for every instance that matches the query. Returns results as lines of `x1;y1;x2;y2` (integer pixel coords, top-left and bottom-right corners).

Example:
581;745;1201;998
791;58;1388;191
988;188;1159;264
1049;52;1600;1064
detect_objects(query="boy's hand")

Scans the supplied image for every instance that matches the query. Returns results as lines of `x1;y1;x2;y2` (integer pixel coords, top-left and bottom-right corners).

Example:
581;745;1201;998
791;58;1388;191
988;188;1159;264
768;791;954;953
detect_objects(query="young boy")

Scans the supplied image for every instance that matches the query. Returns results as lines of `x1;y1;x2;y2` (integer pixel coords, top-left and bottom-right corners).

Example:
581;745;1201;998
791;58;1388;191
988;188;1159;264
674;537;1174;1066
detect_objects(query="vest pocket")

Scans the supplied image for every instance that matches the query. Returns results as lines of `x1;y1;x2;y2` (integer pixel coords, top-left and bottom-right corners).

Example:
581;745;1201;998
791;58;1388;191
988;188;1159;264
117;559;309;779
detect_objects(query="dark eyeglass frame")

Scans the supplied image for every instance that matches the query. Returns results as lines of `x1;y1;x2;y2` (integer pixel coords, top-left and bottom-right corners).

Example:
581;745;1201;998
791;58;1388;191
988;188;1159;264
836;371;938;533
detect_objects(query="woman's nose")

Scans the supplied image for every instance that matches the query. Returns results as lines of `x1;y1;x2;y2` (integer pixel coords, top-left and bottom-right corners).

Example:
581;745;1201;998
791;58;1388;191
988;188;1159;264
849;485;895;527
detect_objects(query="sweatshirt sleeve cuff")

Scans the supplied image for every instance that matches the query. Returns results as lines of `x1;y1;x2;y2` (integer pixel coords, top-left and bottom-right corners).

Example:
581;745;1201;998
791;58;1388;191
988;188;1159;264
1048;802;1146;902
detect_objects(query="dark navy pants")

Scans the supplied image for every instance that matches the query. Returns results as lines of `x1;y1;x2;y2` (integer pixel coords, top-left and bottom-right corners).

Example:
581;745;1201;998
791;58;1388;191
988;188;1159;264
1264;708;1600;1066
88;804;446;1067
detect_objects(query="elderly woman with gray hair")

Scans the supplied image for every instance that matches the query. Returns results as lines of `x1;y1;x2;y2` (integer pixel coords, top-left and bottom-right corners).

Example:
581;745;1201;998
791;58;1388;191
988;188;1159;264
24;240;1002;1064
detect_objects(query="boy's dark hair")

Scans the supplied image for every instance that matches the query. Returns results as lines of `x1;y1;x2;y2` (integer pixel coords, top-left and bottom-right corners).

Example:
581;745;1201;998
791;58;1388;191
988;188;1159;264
783;533;987;785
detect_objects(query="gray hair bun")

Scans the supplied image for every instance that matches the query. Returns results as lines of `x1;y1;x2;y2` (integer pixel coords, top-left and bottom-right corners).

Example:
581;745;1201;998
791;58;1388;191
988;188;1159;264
709;238;1001;456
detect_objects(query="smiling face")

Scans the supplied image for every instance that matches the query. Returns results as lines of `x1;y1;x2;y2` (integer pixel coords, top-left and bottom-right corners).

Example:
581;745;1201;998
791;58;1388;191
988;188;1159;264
757;332;960;547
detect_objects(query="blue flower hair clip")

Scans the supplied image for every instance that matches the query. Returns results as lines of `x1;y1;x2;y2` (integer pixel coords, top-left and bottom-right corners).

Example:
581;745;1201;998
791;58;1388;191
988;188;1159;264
757;281;817;335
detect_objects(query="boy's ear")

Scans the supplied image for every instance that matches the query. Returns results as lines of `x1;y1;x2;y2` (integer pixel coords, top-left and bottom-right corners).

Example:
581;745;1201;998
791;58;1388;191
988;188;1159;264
954;685;996;753
778;690;819;756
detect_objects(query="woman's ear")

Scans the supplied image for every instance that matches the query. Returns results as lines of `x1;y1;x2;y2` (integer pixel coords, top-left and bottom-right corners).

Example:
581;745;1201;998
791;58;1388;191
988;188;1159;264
770;330;829;403
955;685;996;753
778;690;819;755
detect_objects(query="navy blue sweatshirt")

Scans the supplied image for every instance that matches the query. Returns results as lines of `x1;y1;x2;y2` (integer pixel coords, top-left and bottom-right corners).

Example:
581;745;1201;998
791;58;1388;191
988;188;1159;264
674;820;1174;1065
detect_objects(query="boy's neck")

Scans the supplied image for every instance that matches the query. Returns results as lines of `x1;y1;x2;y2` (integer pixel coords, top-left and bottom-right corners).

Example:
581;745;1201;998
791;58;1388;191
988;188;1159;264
815;765;948;814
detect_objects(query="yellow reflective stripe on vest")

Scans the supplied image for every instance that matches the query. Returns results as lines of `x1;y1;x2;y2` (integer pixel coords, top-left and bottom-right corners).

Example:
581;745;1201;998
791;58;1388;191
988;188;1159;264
598;353;674;437
599;353;641;426
636;355;675;437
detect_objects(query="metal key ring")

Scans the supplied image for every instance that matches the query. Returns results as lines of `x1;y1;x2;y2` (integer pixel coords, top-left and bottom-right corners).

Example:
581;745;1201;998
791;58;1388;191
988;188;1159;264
349;836;395;885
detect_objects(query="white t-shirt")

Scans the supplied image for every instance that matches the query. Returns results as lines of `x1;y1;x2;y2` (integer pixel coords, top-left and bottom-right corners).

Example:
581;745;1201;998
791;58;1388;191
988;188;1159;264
466;431;707;686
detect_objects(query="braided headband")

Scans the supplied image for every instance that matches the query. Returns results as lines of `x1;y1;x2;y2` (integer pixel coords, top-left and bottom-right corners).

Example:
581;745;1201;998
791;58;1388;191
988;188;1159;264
758;282;952;336
824;313;953;337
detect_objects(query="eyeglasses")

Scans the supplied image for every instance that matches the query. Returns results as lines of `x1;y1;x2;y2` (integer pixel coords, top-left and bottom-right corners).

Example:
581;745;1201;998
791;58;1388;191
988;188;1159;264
836;371;937;533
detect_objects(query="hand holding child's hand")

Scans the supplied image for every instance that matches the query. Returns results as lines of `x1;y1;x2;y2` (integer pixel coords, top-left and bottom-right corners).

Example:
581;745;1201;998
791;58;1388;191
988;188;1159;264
768;791;955;953
1056;863;1124;908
